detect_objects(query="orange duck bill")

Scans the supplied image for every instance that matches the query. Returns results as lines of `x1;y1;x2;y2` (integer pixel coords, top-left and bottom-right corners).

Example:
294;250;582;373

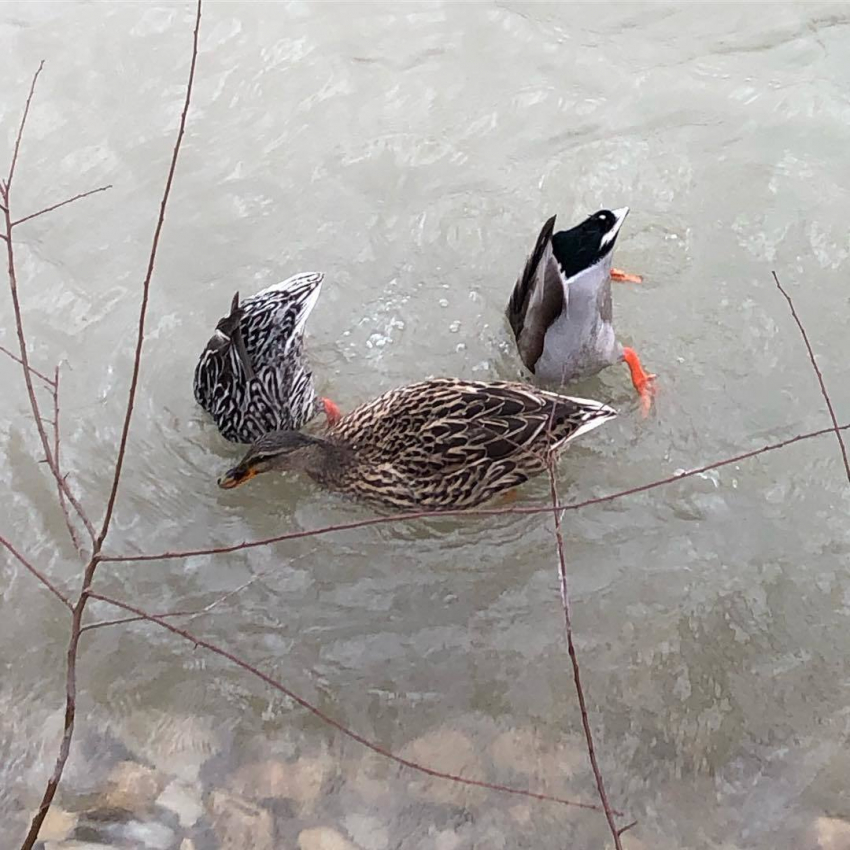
622;347;656;416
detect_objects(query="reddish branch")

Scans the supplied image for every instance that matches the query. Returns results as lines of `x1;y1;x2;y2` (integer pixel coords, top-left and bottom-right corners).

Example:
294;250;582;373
78;575;263;634
12;184;113;228
103;419;850;565
548;467;625;847
1;70;97;548
5;62;44;194
87;591;612;814
15;4;202;847
51;365;85;557
0;343;55;387
96;4;201;547
0;534;72;610
771;270;850;483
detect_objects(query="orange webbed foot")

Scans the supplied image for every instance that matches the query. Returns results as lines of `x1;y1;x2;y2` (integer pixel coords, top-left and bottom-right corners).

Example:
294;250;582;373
621;347;656;417
320;397;342;427
611;267;643;284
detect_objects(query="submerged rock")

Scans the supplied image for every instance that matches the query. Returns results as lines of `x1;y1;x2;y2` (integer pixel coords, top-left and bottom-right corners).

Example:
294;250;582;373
813;816;850;850
231;749;335;814
102;761;165;813
155;778;203;827
71;812;174;850
208;789;275;850
114;710;221;783
489;727;584;793
298;826;358;850
37;806;79;841
344;752;393;805
342;812;389;850
398;728;485;807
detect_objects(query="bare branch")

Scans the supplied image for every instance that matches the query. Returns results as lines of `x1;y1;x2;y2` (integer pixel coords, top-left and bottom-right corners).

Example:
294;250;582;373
52;365;86;558
0;343;55;387
0;535;72;610
2;217;96;542
6;61;44;193
19;5;202;846
96;0;202;548
772;270;850;483
3;178;97;548
88;591;613;814
103;420;850;565
548;466;625;847
79;608;200;635
11;185;113;228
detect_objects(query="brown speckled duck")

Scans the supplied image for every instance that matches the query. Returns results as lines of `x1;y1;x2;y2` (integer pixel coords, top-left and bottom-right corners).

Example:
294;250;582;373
218;377;616;510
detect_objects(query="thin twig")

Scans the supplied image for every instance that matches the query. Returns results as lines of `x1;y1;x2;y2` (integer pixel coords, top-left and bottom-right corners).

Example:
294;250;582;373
0;535;72;610
617;820;639;838
772;270;850;483
103;420;850;565
11;185;113;228
80;573;264;634
51;365;86;558
548;466;624;848
96;0;201;548
0;343;55;387
18;7;202;847
2;77;97;548
5;61;44;193
88;591;612;814
79;608;201;635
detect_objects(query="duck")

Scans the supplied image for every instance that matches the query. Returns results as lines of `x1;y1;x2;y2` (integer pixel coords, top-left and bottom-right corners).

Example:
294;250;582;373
193;272;340;443
217;377;616;511
506;208;655;414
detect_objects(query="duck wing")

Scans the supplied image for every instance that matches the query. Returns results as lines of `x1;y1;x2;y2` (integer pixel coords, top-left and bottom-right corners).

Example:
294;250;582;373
340;379;613;474
506;216;568;374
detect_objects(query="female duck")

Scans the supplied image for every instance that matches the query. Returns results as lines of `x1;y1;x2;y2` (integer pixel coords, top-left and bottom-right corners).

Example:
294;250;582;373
193;272;339;443
218;377;616;511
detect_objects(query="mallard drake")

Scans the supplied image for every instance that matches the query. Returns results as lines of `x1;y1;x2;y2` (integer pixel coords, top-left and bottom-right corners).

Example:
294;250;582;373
506;208;655;414
217;377;616;510
193;272;340;443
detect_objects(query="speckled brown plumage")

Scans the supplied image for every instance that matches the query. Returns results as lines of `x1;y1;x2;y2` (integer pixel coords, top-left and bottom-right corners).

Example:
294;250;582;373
219;378;617;511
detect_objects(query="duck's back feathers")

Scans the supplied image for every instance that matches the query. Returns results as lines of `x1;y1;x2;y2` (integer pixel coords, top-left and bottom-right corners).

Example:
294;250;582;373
326;378;615;509
506;215;567;374
194;272;324;443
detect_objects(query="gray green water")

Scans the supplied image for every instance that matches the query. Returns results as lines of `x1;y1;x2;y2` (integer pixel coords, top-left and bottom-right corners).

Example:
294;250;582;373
2;2;850;848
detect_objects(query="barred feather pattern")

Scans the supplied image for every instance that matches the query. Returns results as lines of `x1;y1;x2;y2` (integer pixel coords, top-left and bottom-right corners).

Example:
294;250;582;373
193;273;324;443
318;378;617;510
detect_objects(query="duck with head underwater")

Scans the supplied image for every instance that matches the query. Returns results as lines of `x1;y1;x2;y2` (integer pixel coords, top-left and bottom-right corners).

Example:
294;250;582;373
193;272;341;444
506;207;655;414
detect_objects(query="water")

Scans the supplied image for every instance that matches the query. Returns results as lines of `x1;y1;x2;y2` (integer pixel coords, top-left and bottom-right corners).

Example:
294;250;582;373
2;2;850;847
